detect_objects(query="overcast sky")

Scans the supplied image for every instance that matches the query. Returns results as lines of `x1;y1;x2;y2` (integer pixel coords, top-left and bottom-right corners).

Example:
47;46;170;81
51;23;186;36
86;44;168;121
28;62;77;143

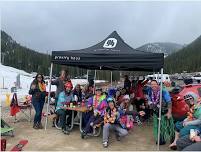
1;1;201;53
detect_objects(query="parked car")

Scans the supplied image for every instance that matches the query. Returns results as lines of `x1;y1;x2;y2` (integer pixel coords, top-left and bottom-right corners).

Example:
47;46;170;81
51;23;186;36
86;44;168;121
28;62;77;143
170;84;201;121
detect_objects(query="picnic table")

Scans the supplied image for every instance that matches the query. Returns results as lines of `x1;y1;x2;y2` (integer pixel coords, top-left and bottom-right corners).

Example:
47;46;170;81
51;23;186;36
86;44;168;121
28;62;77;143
65;106;88;132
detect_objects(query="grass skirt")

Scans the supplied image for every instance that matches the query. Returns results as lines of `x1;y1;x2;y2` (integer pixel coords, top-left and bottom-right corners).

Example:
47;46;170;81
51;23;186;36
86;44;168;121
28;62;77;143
153;114;175;142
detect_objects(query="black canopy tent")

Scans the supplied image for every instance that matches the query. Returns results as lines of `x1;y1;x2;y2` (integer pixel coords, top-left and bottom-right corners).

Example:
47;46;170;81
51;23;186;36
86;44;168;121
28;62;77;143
51;31;164;71
46;31;164;150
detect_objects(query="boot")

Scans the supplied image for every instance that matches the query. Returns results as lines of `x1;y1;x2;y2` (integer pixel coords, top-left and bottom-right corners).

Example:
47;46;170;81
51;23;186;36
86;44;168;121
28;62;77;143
81;130;86;139
38;122;44;129
156;136;166;145
33;123;39;129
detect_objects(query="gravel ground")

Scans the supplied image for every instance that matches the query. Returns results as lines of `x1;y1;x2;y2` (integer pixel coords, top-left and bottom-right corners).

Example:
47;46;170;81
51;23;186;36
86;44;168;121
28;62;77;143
1;104;171;151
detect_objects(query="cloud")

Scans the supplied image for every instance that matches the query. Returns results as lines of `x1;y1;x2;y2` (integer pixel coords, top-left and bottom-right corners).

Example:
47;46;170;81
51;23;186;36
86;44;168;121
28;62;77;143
1;1;201;52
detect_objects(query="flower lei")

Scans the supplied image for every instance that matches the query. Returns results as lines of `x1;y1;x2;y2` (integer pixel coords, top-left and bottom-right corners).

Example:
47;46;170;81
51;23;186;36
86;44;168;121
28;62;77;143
151;89;160;105
104;107;117;124
38;82;46;92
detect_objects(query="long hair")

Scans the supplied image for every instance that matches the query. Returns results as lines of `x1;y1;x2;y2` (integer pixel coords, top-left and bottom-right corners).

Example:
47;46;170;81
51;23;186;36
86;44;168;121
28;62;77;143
34;73;45;83
106;100;116;116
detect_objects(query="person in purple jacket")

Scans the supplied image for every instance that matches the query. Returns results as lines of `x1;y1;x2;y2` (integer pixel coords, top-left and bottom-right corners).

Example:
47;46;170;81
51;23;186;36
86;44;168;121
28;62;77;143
81;88;107;138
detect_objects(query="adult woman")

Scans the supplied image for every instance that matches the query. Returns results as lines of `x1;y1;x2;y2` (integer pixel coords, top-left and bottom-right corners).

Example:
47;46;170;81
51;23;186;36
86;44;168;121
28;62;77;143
81;88;107;138
103;97;128;148
29;74;46;129
147;80;174;145
73;84;82;103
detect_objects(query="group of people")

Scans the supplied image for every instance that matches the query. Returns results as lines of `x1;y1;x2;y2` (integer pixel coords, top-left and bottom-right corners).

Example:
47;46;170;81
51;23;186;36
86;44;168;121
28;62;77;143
169;93;201;150
28;72;201;150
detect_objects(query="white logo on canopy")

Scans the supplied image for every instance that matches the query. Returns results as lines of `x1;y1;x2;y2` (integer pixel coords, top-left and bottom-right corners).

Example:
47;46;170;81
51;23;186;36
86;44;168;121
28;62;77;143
103;38;117;48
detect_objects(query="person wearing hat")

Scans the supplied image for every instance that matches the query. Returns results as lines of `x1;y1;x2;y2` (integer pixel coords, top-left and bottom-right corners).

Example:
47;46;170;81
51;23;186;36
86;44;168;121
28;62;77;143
118;95;145;125
102;97;128;148
81;87;107;138
116;88;128;106
55;82;75;135
169;95;201;150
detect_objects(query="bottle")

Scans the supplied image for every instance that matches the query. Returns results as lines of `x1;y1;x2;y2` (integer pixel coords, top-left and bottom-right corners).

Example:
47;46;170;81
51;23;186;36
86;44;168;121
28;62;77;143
70;101;73;108
81;99;85;107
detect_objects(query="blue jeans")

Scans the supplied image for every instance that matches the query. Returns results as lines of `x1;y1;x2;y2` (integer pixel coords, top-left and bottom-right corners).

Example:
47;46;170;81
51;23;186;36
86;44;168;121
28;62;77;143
32;100;45;124
84;115;103;133
103;123;128;143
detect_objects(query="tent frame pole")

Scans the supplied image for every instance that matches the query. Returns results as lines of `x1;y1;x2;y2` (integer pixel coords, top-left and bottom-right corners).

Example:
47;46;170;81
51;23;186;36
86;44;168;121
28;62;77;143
87;70;89;83
110;71;113;87
157;72;159;82
93;70;97;94
45;63;53;130
157;68;163;150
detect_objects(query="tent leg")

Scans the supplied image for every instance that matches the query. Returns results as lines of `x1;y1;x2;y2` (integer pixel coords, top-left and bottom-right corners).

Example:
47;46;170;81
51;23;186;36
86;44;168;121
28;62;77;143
157;72;159;82
93;70;96;94
45;63;53;130
93;70;97;94
87;70;89;83
157;68;163;150
110;71;113;87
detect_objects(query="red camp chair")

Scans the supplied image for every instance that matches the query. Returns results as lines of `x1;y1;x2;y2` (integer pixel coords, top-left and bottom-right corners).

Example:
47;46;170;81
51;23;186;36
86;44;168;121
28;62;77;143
10;93;32;122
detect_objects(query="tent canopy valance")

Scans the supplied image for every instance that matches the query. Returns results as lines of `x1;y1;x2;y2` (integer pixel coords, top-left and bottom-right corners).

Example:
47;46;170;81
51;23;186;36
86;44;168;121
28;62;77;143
51;31;164;71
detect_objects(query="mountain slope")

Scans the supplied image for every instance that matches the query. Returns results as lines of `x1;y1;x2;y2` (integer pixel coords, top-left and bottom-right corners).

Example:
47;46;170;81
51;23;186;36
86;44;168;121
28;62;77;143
164;35;201;73
137;42;183;57
1;31;119;80
1;30;51;75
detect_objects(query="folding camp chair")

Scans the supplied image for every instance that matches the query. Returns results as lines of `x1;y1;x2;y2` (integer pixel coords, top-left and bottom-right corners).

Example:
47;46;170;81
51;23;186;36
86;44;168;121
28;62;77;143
12;93;32;123
1;119;14;137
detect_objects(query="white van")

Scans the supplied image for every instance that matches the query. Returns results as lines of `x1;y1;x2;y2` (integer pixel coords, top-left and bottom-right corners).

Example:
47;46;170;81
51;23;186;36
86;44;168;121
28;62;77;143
146;74;171;83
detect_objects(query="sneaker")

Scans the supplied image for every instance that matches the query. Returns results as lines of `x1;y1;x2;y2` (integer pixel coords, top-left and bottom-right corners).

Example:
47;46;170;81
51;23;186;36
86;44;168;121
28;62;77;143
62;128;70;135
103;142;108;148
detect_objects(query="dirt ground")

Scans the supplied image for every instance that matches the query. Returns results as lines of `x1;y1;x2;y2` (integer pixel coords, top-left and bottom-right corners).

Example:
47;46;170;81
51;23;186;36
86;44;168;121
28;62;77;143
1;104;171;151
